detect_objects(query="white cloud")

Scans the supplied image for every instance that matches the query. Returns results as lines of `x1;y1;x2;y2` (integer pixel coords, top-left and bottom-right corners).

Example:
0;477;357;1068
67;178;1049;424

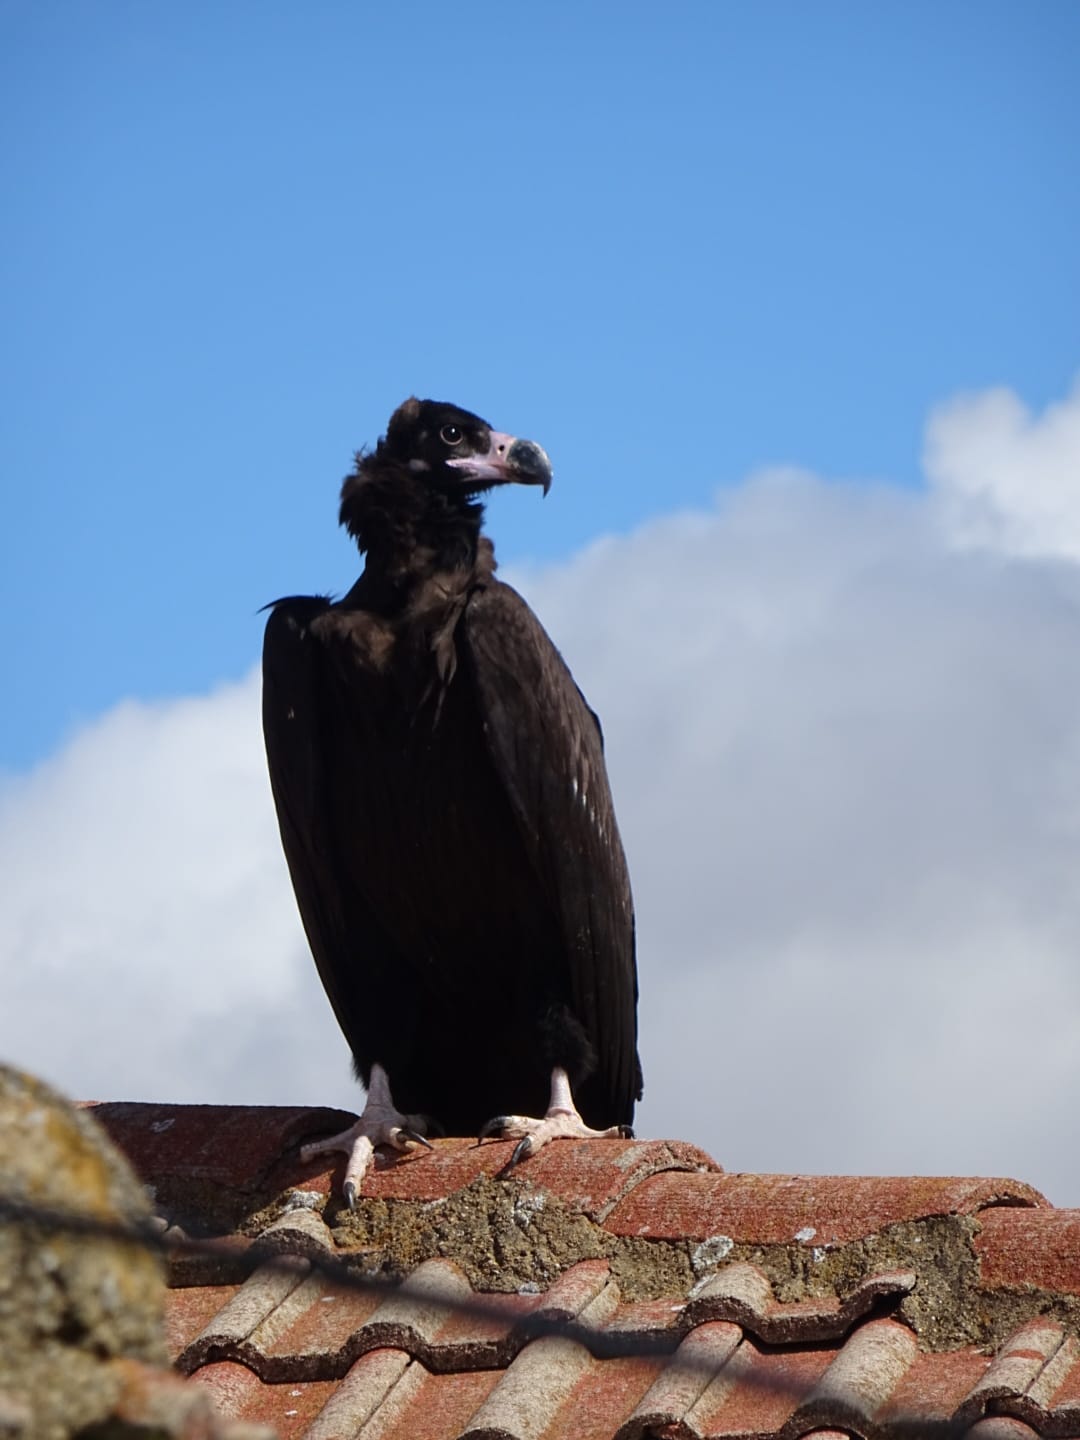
926;375;1080;560
3;378;1080;1202
0;682;358;1109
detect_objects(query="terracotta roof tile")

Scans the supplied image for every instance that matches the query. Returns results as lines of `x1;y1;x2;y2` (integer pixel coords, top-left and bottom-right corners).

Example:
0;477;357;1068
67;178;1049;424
529;1258;615;1324
987;1327;1080;1434
257;1275;383;1376
798;1317;919;1429
87;1101;1080;1438
434;1285;540;1355
358;1136;718;1215
88;1102;354;1211
966;1421;1043;1440
955;1318;1073;1425
178;1259;312;1374
877;1348;993;1426
547;1353;667;1440
604;1171;1047;1246
163;1268;1080;1437
683;1260;916;1343
365;1365;501;1440
191;1358;270;1411
86;1104;718;1241
166;1283;241;1359
295;1350;411;1440
679;1339;833;1436
614;1321;745;1439
1023;1331;1080;1412
975;1207;1080;1296
461;1335;598;1439
1046;1341;1080;1407
196;1360;340;1437
354;1259;477;1358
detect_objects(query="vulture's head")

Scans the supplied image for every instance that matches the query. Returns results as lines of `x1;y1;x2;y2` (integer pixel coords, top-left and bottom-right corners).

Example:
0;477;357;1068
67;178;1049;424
340;398;552;546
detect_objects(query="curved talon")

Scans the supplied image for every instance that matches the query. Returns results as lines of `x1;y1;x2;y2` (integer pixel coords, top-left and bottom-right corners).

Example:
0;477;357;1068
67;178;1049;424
497;1134;536;1178
478;1116;511;1141
343;1179;358;1210
398;1127;434;1150
512;1135;535;1165
618;1125;634;1139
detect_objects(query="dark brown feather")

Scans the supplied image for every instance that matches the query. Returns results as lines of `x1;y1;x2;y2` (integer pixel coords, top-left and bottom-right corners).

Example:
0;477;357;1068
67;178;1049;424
262;401;641;1133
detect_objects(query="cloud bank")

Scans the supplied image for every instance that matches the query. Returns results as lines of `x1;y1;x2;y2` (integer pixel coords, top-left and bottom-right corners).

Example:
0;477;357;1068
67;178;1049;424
4;377;1080;1202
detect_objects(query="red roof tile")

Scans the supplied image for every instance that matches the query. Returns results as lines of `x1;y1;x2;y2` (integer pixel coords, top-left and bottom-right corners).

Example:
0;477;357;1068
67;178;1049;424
551;1353;667;1440
89;1102;355;1195
877;1349;993;1426
360;1135;719;1214
604;1170;1047;1246
967;1421;1042;1440
370;1366;501;1440
684;1340;832;1436
682;1260;916;1343
89;1101;1080;1439
975;1206;1080;1296
196;1360;340;1437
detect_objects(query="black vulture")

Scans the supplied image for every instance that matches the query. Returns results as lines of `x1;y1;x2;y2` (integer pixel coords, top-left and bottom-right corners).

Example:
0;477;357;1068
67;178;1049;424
263;398;642;1202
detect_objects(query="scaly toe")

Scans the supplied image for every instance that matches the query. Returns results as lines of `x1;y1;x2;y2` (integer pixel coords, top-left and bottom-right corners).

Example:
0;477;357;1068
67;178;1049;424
342;1133;377;1208
300;1096;434;1205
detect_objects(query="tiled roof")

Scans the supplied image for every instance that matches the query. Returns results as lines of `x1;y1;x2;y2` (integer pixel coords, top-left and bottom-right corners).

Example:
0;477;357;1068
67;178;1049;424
90;1101;1080;1439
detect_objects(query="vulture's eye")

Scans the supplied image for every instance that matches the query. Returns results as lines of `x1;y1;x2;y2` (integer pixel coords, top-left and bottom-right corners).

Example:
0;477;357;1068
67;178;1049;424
440;424;464;446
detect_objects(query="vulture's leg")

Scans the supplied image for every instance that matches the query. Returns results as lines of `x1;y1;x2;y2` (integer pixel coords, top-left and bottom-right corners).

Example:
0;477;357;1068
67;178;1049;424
300;1063;432;1207
479;1066;632;1176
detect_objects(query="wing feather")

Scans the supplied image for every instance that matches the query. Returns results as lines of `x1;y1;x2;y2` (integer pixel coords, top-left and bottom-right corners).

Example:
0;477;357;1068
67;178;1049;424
461;581;641;1121
262;597;396;1075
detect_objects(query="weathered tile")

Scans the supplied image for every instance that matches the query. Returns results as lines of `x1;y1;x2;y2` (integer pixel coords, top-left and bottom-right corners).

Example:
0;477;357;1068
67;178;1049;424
976;1208;1080;1297
877;1348;991;1426
605;1171;1046;1245
687;1338;830;1436
302;1349;412;1440
194;1361;340;1438
92;1103;1080;1440
178;1260;311;1373
89;1101;356;1202
966;1421;1041;1440
545;1353;668;1440
164;1284;241;1362
459;1337;596;1440
615;1322;743;1440
955;1319;1069;1427
684;1261;915;1344
796;1318;919;1429
361;1367;501;1440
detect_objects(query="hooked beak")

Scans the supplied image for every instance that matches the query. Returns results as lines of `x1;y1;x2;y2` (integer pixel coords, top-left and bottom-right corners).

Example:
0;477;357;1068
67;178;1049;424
446;430;552;495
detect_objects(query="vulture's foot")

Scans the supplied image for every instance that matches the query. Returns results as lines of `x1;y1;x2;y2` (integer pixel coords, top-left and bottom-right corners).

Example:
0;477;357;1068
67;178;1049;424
300;1063;432;1207
479;1066;633;1177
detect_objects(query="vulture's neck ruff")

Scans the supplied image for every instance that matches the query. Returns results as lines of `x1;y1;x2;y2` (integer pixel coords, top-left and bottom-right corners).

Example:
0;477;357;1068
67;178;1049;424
340;459;489;578
338;397;552;585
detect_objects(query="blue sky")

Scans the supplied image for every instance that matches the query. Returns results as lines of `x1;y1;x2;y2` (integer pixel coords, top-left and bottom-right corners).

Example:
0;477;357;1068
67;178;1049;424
3;1;1077;769
6;3;1080;1199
